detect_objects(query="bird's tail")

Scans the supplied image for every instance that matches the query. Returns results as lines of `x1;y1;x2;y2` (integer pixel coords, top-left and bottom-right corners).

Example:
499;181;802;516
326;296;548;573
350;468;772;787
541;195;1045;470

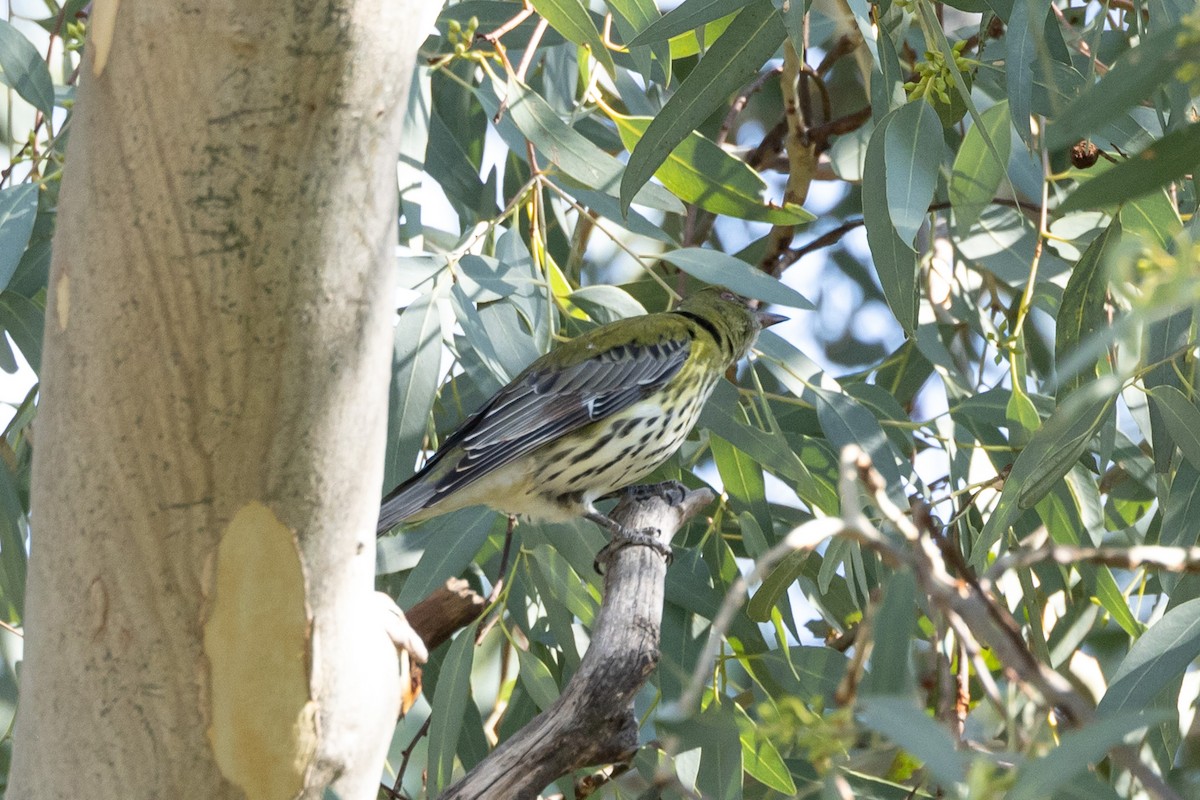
376;471;439;536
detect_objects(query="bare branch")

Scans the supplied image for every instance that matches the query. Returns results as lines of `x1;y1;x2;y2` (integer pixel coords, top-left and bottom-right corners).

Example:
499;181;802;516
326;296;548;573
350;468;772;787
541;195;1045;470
439;484;715;800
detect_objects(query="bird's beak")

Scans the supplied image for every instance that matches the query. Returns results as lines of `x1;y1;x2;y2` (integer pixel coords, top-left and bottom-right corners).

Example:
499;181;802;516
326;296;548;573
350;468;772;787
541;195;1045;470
755;310;787;328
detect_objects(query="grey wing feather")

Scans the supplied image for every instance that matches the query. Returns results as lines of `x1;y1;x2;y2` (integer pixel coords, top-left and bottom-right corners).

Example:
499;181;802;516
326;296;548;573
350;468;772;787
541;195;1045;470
455;338;689;469
378;337;690;532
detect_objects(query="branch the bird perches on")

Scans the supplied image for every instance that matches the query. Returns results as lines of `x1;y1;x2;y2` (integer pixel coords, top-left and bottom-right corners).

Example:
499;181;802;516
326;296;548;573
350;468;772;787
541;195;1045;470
438;483;714;800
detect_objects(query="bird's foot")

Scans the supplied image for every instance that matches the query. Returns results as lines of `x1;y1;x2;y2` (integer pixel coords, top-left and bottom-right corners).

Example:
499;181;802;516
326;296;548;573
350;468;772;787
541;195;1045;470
587;511;673;573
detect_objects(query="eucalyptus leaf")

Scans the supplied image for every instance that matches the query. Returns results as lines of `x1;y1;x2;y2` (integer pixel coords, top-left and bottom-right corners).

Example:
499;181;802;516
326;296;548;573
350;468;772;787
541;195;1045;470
384;289;444;493
858;695;968;787
620;0;784;211
1055;219;1120;396
628;0;757;45
950;102;1012;233
1098;597;1200;716
529;0;616;76
658;248;813;308
974;376;1120;565
0;19;54;116
862;109;918;333
1009;711;1172;800
0;185;38;293
1148;386;1200;471
611;113;813;224
884;101;944;244
426;623;480;795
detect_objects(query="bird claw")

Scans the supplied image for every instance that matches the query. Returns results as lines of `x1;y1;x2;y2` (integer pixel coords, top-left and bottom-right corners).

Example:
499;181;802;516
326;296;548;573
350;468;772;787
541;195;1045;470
593;525;673;574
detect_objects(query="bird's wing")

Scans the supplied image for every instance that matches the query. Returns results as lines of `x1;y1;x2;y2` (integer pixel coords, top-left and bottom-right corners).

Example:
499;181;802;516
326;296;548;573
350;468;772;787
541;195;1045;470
428;337;691;496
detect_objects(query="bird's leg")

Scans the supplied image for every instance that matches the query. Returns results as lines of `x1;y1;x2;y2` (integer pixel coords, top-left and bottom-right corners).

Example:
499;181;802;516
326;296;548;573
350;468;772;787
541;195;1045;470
585;509;673;574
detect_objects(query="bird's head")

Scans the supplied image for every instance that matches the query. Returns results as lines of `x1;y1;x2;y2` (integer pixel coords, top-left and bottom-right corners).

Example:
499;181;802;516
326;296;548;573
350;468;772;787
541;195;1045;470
675;286;787;361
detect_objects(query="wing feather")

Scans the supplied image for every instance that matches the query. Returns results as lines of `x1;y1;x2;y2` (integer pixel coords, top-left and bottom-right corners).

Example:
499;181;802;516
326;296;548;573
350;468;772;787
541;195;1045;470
434;337;689;496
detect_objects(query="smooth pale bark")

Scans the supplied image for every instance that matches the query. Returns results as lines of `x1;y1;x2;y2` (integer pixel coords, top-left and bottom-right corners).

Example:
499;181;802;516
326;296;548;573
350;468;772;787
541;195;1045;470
10;3;434;798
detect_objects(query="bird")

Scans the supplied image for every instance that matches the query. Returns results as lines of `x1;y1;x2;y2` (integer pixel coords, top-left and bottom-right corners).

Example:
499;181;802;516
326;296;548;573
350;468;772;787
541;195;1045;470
377;286;785;550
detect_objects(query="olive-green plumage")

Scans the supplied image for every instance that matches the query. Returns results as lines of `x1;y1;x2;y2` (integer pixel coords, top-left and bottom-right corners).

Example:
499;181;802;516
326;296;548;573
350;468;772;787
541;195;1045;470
376;287;784;536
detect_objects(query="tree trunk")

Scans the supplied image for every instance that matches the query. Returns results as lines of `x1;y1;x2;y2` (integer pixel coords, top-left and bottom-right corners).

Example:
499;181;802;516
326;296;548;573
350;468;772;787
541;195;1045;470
9;3;434;798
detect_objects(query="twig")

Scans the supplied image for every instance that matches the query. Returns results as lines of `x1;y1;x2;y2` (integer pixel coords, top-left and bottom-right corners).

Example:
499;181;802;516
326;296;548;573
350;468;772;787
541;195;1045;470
478;4;534;45
389;716;433;798
716;66;783;147
514;17;549;83
816;32;862;76
760;41;818;275
778;199;1041;269
985;544;1200;582
806;105;871;148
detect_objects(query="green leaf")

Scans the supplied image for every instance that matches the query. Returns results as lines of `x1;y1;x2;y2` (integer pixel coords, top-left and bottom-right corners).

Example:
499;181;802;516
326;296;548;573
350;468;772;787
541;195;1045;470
700;381;834;513
501;79;684;214
611;114;813;224
1005;0;1046;144
606;0;670;83
620;0;784;211
0;457;25;621
812;386;905;495
1148;386;1200;470
567;284;647;322
1055;218;1120;396
748;548;807;622
1145;309;1193;472
516;648;561;711
451;283;516;384
658;248;813;308
1009;711;1172;800
974;376;1120;565
384;289;444;494
1006;382;1041;445
862;109;917;333
950;102;1012;233
0;291;42;372
1098;597;1200;716
426;623;480;795
426;111;497;220
392;508;497;603
1161;459;1200;549
0;20;54;116
628;0;756;45
858;696;967;787
0;185;38;293
1047;24;1197;149
884;101;944;244
735;703;797;793
862;573;916;695
1118;188;1182;249
1093;566;1142;637
529;0;616;77
530;543;598;624
691;705;743;799
1059;123;1200;213
711;434;770;540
